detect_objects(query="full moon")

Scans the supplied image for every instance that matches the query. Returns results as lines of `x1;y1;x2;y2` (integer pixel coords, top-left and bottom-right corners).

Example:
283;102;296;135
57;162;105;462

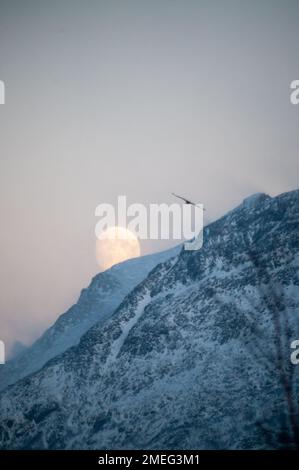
96;226;141;271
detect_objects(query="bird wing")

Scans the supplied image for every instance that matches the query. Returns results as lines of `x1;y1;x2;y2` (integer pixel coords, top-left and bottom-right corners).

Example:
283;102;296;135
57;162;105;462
171;192;206;209
172;193;194;204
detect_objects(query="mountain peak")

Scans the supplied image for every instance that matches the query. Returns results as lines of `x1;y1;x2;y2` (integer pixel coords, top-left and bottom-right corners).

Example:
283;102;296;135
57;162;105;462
242;192;270;209
0;189;298;450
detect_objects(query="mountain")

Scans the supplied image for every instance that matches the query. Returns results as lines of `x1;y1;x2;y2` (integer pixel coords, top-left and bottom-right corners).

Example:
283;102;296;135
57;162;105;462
0;190;299;449
0;245;180;392
8;341;28;360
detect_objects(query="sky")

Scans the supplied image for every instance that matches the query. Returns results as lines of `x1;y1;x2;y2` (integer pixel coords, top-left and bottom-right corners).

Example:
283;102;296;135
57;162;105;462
0;0;298;354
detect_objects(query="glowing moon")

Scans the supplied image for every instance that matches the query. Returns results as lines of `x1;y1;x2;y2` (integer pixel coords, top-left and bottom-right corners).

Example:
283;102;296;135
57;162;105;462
96;226;141;271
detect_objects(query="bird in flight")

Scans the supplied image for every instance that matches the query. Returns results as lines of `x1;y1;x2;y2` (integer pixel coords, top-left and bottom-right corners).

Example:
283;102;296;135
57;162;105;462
171;193;206;210
172;193;195;205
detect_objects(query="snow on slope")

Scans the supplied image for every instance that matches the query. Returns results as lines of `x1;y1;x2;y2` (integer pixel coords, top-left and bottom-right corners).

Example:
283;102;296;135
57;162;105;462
0;190;299;449
0;245;180;392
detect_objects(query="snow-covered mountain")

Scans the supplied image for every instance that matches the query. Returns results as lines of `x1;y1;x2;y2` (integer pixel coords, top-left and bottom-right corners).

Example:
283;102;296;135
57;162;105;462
0;245;180;392
0;190;299;449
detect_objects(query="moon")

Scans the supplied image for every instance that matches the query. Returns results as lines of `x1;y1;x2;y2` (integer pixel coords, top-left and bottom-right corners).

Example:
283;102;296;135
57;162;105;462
96;226;141;271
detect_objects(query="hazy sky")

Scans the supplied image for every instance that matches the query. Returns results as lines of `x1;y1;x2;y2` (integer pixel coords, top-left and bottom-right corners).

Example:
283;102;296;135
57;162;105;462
0;0;298;353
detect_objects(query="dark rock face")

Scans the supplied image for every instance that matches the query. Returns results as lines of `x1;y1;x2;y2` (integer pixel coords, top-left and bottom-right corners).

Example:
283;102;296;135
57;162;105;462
0;190;299;449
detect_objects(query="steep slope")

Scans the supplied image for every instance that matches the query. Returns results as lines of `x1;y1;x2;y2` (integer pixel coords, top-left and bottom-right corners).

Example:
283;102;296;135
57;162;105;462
0;190;299;449
0;245;180;392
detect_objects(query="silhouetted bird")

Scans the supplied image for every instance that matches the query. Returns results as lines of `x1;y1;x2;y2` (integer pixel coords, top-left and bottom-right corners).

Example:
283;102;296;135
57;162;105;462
171;193;195;205
171;193;206;210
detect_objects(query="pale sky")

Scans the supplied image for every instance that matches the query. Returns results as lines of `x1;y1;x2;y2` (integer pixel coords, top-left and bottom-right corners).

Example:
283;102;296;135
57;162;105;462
0;0;298;354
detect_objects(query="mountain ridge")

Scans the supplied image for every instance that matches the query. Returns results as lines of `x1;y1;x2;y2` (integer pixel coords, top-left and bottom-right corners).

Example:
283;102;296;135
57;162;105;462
0;245;180;392
0;189;298;449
